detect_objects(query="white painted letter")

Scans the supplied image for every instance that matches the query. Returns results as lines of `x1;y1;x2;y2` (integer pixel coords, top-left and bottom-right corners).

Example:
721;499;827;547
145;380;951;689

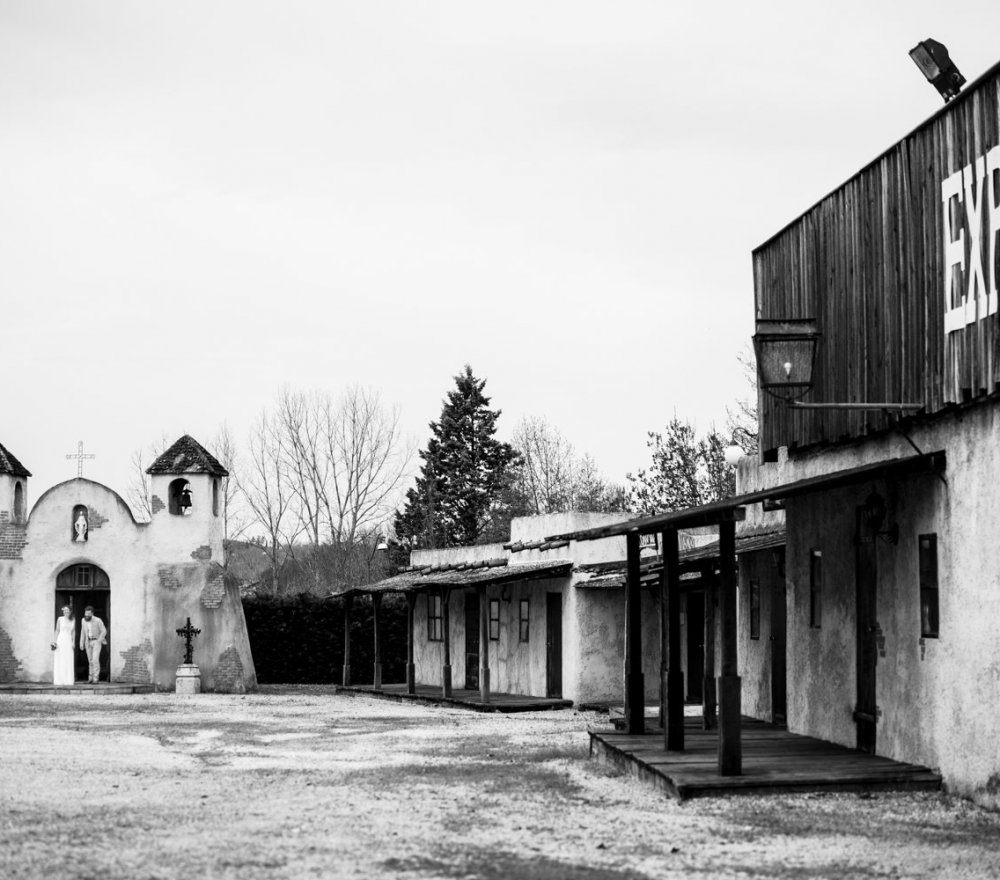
942;169;966;334
987;144;1000;318
963;158;988;324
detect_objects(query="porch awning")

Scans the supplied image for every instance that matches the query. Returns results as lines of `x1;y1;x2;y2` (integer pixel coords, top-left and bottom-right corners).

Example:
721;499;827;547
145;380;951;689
338;558;573;598
574;527;786;590
546;451;946;542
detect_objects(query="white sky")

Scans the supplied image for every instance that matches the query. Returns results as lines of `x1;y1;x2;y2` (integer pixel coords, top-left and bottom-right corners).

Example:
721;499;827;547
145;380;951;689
3;1;999;511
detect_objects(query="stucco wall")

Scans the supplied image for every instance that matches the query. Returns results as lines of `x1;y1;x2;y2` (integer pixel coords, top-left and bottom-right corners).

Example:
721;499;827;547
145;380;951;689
737;550;784;722
569;587;661;706
412;578;568;697
758;402;1000;804
408;574;663;705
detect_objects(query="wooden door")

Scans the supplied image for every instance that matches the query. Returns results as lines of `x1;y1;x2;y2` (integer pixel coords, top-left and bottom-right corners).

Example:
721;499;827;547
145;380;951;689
545;593;562;698
685;592;705;702
464;591;479;690
855;508;878;753
770;571;787;724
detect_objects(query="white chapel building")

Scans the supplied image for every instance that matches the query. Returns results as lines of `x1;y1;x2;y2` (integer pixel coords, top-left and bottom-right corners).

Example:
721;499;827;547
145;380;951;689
0;435;256;692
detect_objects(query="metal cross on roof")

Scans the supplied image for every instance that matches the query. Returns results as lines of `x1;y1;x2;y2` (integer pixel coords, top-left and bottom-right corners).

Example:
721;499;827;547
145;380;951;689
66;441;96;477
176;617;202;665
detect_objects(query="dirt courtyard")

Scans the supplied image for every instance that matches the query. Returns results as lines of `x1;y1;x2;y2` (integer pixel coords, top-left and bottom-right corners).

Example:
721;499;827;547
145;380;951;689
1;687;998;880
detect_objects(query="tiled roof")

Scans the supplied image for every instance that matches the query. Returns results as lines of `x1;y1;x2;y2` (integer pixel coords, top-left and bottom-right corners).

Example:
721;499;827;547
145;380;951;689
504;539;570;553
146;435;228;477
340;559;574;597
0;441;30;478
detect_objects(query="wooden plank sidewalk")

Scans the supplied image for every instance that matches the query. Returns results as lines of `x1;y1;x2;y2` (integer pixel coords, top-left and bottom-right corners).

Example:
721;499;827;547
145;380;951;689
337;682;572;713
592;716;941;801
0;682;155;696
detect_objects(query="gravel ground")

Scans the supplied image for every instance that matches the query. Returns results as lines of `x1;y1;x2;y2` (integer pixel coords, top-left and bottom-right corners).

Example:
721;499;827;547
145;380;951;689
1;686;998;880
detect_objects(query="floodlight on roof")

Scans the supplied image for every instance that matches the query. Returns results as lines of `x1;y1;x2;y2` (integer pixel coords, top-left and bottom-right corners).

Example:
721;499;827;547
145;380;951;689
909;38;966;102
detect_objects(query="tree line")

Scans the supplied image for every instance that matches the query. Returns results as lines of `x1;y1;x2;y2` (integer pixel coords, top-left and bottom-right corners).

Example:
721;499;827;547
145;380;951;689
129;360;756;596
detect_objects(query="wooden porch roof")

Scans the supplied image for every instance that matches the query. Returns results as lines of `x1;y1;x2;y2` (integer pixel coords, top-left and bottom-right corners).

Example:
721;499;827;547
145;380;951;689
340;558;573;598
546;451;946;542
575;527;786;590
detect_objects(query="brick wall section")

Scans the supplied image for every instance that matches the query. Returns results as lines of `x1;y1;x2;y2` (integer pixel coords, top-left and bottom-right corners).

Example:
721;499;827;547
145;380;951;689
199;566;226;609
0;521;27;559
0;626;22;683
119;639;153;683
190;545;212;561
157;566;182;590
151;495;165;514
88;509;109;530
213;646;245;693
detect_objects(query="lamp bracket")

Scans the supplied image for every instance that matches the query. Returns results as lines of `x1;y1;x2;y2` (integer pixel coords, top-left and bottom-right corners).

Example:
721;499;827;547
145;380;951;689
788;402;922;412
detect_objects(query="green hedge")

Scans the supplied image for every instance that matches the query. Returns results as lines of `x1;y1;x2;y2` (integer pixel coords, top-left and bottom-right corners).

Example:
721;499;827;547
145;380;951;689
243;594;408;684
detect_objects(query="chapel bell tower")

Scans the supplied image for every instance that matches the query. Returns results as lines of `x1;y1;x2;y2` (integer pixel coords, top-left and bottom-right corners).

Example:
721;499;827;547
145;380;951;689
146;435;228;558
0;440;31;524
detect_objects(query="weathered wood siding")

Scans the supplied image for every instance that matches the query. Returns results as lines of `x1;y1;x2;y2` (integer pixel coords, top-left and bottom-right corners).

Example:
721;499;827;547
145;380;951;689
754;62;1000;456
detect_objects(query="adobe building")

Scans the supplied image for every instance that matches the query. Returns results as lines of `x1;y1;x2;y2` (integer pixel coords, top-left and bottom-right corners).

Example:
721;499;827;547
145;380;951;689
340;511;765;710
0;435;257;692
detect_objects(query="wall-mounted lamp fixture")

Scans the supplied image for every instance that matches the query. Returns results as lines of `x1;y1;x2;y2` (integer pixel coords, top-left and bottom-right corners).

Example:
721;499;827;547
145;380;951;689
500;584;512;603
769;547;786;578
909;39;966;103
753;317;922;413
863;489;899;545
753;318;821;403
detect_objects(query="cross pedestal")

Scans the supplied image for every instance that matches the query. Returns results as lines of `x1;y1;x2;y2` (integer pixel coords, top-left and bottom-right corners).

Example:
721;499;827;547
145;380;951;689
175;663;201;695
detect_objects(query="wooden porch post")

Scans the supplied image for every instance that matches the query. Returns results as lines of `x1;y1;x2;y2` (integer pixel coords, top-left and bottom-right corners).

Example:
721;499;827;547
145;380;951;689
342;594;353;687
703;574;717;729
372;593;383;690
664;528;685;751
405;592;416;694
479;585;490;704
659;538;668;730
717;518;742;775
442;587;453;697
624;530;644;734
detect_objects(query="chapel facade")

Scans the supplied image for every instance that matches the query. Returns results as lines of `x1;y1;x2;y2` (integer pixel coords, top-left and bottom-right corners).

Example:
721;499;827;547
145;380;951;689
0;435;257;692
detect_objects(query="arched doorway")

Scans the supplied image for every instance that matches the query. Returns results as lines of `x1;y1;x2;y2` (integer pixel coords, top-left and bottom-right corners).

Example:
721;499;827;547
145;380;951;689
55;564;111;683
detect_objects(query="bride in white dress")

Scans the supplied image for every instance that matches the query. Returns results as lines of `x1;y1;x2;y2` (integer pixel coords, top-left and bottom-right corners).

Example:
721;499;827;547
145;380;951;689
51;605;76;686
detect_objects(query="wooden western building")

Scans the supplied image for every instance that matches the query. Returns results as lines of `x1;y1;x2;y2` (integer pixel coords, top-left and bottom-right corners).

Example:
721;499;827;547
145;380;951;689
740;59;1000;807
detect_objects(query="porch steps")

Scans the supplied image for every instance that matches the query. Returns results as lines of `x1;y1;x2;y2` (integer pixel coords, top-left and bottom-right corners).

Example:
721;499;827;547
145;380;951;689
0;682;154;696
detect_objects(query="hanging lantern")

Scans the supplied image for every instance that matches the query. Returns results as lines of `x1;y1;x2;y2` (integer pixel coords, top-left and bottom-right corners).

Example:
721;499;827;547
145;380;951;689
752;318;820;402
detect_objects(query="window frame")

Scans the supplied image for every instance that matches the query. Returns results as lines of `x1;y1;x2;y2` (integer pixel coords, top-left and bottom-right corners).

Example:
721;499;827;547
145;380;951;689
518;598;530;643
427;593;443;642
809;549;822;629
749;579;761;640
488;599;500;641
919;533;939;638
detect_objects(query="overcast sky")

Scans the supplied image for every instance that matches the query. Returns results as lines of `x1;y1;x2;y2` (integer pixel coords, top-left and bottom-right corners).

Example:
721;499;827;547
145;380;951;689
3;1;999;513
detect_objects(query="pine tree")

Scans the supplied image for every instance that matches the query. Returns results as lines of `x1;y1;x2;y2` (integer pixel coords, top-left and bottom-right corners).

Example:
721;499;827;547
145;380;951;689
395;366;519;547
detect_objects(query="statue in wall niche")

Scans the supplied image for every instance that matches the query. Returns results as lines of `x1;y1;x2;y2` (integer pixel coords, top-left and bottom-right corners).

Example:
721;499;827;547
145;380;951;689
74;511;88;543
